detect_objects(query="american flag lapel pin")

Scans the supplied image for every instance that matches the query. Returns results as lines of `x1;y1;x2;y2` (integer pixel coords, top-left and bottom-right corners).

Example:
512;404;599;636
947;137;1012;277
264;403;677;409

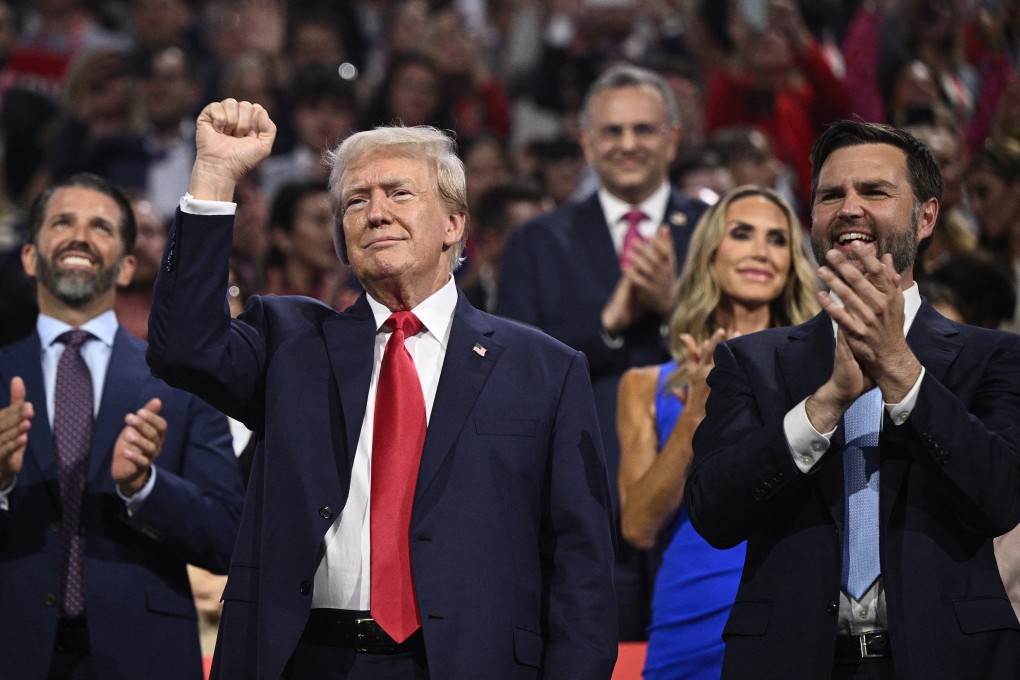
472;343;487;357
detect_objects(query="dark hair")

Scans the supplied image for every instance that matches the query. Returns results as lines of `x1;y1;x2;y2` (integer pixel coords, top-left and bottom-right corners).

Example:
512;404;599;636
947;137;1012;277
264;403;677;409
266;179;330;268
929;251;1016;328
27;173;136;254
290;64;359;112
476;183;545;236
810;120;943;255
364;51;451;130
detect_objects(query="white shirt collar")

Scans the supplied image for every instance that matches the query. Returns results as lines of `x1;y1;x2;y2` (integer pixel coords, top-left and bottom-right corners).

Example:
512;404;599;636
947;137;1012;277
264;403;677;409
828;282;922;337
37;309;119;349
366;276;458;348
598;180;671;232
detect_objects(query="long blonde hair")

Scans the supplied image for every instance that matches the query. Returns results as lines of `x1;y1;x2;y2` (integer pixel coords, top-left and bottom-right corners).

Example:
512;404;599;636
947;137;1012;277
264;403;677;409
668;186;818;376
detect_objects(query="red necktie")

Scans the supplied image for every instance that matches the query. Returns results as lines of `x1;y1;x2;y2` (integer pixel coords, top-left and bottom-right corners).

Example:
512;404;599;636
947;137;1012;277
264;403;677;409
620;206;647;268
370;311;426;642
53;329;94;618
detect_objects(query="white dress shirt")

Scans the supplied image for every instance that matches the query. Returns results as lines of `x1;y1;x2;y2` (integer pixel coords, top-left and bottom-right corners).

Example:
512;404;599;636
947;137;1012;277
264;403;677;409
312;278;458;610
783;283;924;633
598;180;671;256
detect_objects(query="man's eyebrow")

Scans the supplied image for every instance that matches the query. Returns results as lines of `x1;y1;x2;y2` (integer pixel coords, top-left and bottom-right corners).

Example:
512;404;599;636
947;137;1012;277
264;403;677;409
48;210;115;227
341;177;417;201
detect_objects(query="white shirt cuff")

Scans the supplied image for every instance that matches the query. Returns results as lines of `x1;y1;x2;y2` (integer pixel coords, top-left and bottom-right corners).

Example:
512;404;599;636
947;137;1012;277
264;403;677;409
117;467;158;517
180;193;236;216
885;366;925;426
0;475;15;511
786;398;834;473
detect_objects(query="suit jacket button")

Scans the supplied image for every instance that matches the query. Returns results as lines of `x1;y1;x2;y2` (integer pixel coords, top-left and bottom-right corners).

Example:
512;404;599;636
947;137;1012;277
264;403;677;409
319;506;334;520
50;521;61;533
299;581;311;595
45;593;57;606
826;601;837;615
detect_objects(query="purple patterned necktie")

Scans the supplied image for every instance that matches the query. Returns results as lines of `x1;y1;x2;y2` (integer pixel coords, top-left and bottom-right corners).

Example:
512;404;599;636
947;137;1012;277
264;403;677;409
53;329;94;618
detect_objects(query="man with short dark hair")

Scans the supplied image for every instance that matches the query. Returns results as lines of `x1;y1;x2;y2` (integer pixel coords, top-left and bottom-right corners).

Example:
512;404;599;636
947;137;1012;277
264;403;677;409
0;172;243;680
687;120;1020;679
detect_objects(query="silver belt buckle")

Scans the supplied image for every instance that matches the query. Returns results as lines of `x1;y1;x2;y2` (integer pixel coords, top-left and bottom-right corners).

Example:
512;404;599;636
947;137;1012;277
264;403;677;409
859;631;884;658
354;617;375;653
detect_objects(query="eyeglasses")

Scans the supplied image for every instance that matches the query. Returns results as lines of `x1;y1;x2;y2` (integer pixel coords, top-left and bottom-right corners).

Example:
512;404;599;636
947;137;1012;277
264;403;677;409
589;123;671;144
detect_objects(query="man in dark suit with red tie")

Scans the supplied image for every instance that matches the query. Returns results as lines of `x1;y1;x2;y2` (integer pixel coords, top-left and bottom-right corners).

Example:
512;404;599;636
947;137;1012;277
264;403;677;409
496;63;707;640
0;172;244;679
146;99;617;679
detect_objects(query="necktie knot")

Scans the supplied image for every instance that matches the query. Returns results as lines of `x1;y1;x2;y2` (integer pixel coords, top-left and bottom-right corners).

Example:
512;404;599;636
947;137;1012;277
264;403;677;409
624;207;646;231
620;207;648;268
58;329;93;352
385;312;423;339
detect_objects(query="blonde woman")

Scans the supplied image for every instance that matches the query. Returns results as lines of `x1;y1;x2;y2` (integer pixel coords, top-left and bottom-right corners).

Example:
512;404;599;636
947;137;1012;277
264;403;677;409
618;186;817;679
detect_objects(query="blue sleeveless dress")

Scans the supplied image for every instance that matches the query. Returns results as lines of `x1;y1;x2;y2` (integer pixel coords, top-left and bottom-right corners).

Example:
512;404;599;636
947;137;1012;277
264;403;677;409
643;361;746;680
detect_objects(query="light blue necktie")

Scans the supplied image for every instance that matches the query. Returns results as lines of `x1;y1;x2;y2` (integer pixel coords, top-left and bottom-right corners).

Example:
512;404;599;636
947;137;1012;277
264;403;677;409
842;387;882;601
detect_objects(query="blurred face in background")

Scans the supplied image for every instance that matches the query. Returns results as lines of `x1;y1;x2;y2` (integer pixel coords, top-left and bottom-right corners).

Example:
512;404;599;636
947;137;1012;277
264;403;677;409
129;198;166;287
966;168;1020;241
388;62;441;126
581;85;679;205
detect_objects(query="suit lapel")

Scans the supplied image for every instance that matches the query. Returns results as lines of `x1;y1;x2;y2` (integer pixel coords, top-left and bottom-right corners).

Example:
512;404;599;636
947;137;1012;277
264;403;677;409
665;189;696;268
322;295;376;472
415;296;501;503
572;195;620;293
778;314;846;526
6;333;60;505
90;328;143;484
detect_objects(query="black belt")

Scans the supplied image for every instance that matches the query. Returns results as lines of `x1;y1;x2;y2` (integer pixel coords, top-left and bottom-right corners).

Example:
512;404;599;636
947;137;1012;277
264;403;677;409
835;630;891;659
54;617;90;654
301;610;421;654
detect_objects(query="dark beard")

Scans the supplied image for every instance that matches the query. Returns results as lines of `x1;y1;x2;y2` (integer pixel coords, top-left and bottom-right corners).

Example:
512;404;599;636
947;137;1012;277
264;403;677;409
811;205;920;277
35;249;121;307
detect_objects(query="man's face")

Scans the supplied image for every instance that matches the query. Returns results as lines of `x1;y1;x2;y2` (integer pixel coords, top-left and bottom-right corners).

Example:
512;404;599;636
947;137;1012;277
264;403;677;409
130;199;166;287
22;186;135;309
295;99;357;153
580;85;679;204
339;149;464;295
811;144;936;283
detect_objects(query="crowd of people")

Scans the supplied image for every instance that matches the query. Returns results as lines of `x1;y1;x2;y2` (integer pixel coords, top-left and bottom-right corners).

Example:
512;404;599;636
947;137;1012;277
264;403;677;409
0;0;1019;679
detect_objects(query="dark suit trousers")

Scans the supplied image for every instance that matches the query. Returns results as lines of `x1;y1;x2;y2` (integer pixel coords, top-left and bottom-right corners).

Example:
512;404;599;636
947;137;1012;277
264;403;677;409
284;637;429;680
832;657;895;680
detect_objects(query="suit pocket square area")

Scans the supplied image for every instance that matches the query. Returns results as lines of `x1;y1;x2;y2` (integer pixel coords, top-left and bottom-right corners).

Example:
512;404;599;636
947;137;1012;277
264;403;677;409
722;600;772;638
513;626;544;668
474;418;543;437
953;597;1020;633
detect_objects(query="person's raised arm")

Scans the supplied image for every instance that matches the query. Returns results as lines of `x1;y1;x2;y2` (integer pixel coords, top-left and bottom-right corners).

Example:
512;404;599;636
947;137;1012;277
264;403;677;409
188;99;277;202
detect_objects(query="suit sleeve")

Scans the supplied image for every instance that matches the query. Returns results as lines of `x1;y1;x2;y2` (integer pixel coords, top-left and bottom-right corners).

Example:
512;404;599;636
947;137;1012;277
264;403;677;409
686;341;815;549
893;334;1020;537
125;394;244;573
147;210;267;425
541;351;618;679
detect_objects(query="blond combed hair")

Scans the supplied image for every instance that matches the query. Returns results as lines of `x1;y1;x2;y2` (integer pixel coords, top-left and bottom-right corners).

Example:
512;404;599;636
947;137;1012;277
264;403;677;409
326;125;469;273
667;186;818;387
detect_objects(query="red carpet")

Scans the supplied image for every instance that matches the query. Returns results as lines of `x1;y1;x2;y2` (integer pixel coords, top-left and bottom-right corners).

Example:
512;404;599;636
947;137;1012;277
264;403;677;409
203;642;646;679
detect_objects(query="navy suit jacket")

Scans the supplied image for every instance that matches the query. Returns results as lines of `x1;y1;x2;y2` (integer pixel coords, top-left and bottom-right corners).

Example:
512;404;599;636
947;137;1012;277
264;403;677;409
687;303;1020;679
146;211;618;680
0;326;243;680
495;188;707;506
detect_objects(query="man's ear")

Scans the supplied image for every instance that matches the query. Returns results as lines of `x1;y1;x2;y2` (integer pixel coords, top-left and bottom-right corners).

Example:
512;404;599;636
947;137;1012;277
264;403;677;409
917;197;938;243
116;254;137;287
444;210;466;249
21;243;37;279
